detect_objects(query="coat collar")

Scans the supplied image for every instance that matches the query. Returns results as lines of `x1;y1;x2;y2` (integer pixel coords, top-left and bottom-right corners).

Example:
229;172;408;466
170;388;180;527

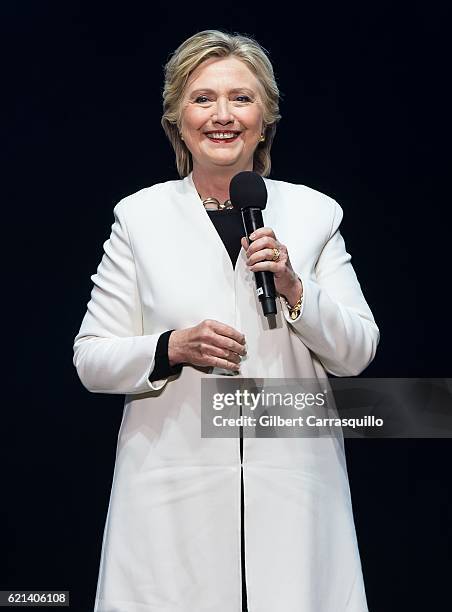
178;171;276;279
178;171;246;279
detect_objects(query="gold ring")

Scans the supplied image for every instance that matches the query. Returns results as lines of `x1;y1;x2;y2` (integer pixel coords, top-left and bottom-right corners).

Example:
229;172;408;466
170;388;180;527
272;247;280;262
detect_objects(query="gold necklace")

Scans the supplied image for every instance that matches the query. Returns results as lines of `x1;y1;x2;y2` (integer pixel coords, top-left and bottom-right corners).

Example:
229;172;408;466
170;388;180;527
199;194;234;210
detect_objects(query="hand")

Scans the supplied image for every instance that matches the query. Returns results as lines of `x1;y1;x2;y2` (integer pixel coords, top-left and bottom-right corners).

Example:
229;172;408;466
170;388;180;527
168;319;246;372
241;228;303;307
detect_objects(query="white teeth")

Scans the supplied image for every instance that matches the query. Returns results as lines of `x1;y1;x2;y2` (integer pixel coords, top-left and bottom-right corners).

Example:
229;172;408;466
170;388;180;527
206;132;238;139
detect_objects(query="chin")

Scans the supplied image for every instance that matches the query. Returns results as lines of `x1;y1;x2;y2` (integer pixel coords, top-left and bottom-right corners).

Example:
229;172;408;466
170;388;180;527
207;151;248;164
209;158;246;169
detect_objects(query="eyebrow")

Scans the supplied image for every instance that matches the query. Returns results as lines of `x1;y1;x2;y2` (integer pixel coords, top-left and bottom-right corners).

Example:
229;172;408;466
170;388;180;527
188;87;256;97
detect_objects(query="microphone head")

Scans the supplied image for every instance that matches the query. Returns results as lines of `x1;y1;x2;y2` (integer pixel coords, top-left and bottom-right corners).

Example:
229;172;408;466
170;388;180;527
230;171;268;210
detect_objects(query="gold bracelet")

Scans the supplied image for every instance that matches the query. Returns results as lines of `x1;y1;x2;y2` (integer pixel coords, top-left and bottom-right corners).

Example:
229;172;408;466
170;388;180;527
285;295;303;320
284;278;303;320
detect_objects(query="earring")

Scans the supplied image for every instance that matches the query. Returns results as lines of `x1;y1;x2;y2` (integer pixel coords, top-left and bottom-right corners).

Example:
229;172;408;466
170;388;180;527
179;131;184;141
259;133;265;142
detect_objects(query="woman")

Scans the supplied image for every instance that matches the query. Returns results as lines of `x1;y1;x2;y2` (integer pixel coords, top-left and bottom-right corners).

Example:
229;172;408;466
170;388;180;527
73;30;379;612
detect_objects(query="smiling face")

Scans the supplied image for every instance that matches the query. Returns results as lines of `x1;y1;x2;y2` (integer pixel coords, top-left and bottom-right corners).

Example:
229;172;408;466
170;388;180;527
179;56;265;174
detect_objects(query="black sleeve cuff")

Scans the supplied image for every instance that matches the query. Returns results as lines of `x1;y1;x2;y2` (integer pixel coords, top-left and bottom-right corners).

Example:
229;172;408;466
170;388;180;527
148;330;183;382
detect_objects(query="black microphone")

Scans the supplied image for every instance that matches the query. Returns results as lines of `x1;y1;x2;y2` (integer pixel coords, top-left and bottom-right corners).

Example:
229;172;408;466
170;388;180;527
230;171;277;317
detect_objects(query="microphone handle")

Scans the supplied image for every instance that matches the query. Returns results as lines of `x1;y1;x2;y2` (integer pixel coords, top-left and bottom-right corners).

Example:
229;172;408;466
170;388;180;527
241;208;277;317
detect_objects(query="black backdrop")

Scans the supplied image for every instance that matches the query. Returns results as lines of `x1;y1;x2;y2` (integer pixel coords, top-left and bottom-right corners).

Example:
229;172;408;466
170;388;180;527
3;1;451;610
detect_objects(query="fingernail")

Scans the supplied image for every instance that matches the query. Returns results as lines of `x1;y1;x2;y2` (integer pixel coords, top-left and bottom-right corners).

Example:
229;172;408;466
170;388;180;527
249;233;255;239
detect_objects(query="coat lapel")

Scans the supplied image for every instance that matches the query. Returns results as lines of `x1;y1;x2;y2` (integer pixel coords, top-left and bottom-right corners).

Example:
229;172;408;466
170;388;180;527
181;173;247;281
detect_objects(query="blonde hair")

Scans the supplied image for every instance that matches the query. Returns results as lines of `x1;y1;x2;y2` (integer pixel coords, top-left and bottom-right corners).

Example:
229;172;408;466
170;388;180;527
161;30;281;178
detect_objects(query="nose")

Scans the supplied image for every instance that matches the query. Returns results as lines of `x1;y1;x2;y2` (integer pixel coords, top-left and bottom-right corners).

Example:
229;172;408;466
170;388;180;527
211;97;234;125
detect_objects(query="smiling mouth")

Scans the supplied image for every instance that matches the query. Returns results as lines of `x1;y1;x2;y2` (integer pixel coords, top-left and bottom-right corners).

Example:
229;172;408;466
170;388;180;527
205;131;241;143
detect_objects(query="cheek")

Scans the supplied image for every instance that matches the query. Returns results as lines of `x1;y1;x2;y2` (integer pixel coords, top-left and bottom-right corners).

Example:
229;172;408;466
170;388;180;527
182;108;209;132
239;108;264;134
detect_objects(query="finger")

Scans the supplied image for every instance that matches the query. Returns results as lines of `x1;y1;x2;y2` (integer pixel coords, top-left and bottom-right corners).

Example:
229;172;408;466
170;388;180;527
247;247;282;266
247;260;282;273
211;334;247;356
209;320;246;345
241;236;249;250
246;235;277;256
207;354;241;372
206;344;242;364
248;227;276;241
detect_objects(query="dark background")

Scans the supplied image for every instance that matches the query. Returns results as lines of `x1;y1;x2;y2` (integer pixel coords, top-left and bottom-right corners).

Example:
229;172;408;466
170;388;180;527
3;1;451;610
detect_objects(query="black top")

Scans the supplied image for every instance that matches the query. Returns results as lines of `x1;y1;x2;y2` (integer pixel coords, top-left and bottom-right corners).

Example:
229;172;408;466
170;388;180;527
149;208;244;382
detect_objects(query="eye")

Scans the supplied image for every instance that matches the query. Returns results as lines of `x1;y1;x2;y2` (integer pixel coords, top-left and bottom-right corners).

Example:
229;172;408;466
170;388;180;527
235;95;251;103
194;95;210;104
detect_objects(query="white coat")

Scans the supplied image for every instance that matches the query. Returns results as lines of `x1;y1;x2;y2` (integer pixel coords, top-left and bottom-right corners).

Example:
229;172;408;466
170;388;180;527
73;172;379;612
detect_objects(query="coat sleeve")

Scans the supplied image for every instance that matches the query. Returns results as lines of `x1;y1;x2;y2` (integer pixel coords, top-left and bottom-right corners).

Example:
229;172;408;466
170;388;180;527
73;200;169;394
279;200;380;376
